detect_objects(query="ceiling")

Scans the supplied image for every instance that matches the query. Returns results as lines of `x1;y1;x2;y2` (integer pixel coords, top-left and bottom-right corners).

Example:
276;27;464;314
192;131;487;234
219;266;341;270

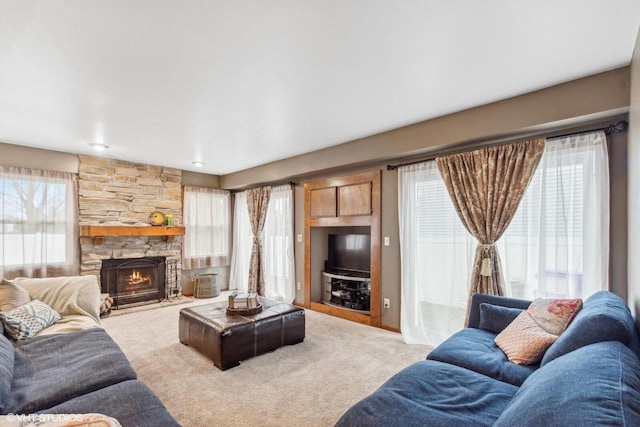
1;1;639;176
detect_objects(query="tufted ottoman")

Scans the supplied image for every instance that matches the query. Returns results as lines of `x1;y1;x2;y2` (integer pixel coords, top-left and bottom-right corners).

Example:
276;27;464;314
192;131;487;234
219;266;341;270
179;297;305;370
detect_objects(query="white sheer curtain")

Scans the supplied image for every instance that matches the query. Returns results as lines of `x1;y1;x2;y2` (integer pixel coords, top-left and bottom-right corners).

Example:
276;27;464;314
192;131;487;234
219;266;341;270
500;131;609;300
262;185;295;302
229;185;296;302
230;192;251;291
182;187;231;269
398;161;474;346
0;166;79;279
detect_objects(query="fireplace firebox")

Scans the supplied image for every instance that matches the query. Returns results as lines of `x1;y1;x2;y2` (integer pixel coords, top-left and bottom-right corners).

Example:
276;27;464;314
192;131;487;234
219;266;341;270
100;257;166;309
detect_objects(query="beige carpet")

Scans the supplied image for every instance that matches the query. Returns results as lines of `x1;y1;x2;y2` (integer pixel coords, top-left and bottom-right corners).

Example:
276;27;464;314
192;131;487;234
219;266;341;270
102;294;431;427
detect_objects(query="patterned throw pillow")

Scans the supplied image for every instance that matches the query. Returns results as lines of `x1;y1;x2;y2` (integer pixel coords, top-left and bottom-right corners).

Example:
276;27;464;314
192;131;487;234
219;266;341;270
494;311;559;365
0;278;31;312
0;300;61;340
527;298;582;335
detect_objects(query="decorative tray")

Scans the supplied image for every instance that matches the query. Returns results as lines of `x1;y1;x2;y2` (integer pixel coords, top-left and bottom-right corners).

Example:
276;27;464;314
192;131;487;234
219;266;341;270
226;303;263;316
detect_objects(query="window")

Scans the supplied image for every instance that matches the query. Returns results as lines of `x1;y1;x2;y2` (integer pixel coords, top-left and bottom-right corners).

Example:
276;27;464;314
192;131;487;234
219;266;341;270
0;166;78;278
229;191;251;290
399;131;609;346
262;185;295;302
500;131;609;300
229;185;295;302
183;187;231;269
399;162;474;346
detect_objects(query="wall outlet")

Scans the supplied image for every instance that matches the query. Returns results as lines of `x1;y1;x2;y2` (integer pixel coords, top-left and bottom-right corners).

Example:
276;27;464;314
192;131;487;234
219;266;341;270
383;298;390;309
384;236;390;246
297;282;301;290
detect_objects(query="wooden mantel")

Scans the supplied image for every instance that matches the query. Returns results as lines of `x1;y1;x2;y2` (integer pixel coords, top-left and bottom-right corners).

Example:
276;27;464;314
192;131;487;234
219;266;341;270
80;225;185;244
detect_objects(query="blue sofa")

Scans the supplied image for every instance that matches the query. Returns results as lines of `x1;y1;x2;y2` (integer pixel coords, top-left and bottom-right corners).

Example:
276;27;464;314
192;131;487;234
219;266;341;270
0;327;180;426
0;276;179;426
335;291;640;427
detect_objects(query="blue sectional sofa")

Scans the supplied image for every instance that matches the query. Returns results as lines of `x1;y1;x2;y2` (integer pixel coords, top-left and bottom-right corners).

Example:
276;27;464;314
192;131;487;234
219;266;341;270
1;328;179;426
0;276;179;426
335;291;640;427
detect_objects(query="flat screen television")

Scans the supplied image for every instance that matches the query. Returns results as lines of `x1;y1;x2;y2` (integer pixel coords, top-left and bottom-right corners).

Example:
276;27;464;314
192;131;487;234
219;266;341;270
327;234;371;276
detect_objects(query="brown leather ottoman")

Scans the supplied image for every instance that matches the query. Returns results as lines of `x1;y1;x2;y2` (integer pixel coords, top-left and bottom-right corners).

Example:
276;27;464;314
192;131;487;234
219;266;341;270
179;297;305;370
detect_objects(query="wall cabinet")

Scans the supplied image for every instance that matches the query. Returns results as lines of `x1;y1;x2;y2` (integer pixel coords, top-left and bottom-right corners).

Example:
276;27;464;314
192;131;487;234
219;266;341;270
339;183;371;216
309;187;337;217
309;182;372;218
304;170;381;327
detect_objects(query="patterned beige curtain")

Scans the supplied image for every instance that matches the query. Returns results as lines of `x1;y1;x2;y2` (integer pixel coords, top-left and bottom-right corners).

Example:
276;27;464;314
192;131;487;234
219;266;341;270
246;186;271;295
435;139;545;300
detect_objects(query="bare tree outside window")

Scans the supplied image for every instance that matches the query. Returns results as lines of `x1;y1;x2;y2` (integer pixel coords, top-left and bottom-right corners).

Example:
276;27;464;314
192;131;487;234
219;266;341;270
0;167;78;277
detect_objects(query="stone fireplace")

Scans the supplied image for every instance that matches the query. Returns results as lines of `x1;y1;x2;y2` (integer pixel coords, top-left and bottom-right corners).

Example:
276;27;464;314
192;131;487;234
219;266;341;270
100;256;166;308
77;155;183;305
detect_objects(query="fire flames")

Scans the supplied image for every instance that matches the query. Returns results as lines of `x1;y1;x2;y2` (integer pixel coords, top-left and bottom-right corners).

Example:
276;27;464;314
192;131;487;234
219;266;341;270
127;270;151;287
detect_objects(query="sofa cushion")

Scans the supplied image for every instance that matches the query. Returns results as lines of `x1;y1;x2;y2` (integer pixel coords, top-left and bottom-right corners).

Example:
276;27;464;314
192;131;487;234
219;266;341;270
0;300;62;340
0;279;30;312
495;341;640;427
335;360;518;427
36;380;180;427
478;303;523;334
541;291;635;366
494;311;558;365
427;328;537;386
0;334;15;413
14;276;101;326
6;328;137;414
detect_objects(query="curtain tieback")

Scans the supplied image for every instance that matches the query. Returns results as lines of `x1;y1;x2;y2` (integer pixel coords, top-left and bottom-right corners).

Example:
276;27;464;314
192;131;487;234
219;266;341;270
479;243;494;277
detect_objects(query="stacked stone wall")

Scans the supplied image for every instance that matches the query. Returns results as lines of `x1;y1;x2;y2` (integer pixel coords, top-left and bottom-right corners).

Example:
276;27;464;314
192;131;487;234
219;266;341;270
78;156;183;281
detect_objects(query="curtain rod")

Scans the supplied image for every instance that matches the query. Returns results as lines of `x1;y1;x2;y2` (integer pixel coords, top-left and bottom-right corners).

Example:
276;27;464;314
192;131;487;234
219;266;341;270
546;120;627;141
231;181;296;193
386;120;628;171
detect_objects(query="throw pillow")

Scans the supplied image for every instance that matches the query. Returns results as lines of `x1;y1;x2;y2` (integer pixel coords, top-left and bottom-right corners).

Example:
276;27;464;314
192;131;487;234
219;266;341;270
494;311;558;365
0;278;31;312
0;300;61;340
526;298;582;335
478;303;524;334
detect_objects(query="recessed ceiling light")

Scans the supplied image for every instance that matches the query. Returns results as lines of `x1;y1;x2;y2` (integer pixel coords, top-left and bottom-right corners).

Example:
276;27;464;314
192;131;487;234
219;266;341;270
192;161;204;167
89;143;109;151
